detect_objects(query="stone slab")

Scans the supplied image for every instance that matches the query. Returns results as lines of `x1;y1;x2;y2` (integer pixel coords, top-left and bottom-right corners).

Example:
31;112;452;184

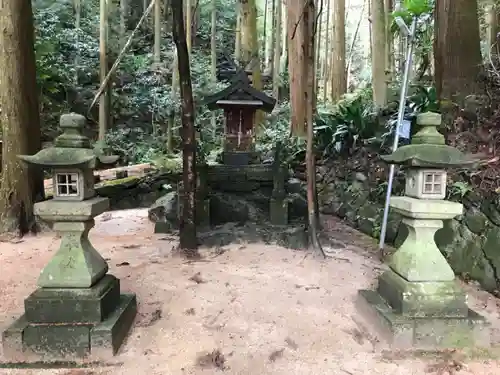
35;197;109;222
1;315;27;359
90;293;137;358
23;323;91;358
24;275;121;324
196;199;210;227
270;198;288;225
389;196;463;220
2;294;137;361
377;270;468;318
357;289;491;349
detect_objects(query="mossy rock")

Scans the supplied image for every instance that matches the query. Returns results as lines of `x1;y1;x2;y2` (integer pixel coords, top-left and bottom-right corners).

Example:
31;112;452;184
463;207;488;234
356;204;380;237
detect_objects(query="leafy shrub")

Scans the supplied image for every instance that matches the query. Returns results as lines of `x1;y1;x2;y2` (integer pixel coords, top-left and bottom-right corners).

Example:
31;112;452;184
380;84;438;149
314;88;378;156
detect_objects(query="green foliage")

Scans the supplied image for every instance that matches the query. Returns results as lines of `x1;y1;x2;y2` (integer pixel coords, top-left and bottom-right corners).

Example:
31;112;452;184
257;102;306;163
408;85;439;113
381;84;438;149
448;181;473;199
32;0;238;164
314;89;379;156
403;0;432;16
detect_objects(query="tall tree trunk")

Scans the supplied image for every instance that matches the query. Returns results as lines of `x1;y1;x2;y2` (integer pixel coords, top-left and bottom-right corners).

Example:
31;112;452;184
322;0;331;102
302;0;322;253
267;0;276;76
346;0;366;89
143;0;150;27
370;0;386;107
262;0;268;72
485;0;498;58
235;1;242;63
74;0;81;84
210;0;217;130
166;0;177;154
384;0;393;83
99;0;109;141
153;0;161;64
330;0;346;101
171;0;198;256
434;0;482;101
120;0;127;46
0;0;42;235
280;0;287;73
272;0;282;99
288;0;306;136
185;0;192;53
314;0;322;96
241;0;262;124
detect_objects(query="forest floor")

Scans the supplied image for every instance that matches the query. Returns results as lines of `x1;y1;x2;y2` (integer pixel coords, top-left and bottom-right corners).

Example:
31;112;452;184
1;210;500;375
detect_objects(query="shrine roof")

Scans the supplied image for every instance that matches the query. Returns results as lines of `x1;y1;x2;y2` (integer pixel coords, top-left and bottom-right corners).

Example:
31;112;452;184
204;70;276;113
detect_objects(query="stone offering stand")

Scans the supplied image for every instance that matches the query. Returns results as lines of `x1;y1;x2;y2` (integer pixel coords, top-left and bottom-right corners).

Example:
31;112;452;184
2;113;137;361
358;112;491;349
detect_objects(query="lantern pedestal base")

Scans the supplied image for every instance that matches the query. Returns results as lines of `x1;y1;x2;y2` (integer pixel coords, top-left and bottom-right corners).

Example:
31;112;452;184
356;289;490;349
377;270;469;318
2;275;137;361
357;195;491;349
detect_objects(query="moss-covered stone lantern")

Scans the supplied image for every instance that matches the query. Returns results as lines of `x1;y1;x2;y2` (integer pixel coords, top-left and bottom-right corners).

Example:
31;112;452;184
2;113;137;360
358;112;490;349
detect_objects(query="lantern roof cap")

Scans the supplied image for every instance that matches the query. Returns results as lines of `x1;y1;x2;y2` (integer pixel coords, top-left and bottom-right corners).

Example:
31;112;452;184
18;113;118;168
381;112;477;168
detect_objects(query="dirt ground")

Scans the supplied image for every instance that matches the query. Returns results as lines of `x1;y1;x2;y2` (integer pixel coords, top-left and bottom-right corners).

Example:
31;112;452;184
1;210;500;375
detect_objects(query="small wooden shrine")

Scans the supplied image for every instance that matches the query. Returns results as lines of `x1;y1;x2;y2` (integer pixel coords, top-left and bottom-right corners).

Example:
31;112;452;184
205;69;276;165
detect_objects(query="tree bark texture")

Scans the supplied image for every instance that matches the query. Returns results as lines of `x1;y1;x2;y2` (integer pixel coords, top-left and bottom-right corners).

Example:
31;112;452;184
330;0;346;101
0;0;42;235
235;0;242;62
434;0;482;101
302;0;322;252
153;0;161;64
240;0;262;124
370;0;386;107
272;0;282;99
287;0;307;136
171;0;198;255
99;0;109;141
322;0;331;102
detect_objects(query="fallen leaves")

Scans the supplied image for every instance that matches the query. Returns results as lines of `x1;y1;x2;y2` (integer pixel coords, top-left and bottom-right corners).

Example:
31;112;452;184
136;304;163;327
195;349;226;370
189;272;206;284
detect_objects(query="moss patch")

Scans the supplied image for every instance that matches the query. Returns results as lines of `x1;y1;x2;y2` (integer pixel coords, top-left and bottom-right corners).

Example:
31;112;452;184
151;157;182;173
95;175;140;187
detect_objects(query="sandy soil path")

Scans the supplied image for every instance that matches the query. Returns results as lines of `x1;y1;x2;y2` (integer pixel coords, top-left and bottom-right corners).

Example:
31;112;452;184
0;210;499;375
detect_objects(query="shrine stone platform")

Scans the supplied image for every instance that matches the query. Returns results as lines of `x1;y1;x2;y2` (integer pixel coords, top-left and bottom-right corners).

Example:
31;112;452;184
207;163;274;192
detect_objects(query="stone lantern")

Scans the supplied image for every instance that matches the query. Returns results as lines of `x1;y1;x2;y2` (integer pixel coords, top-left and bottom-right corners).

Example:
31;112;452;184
2;113;137;360
358;112;490;348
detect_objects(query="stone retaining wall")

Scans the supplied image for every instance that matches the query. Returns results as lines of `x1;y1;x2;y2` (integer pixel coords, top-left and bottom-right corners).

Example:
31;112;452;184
319;175;500;293
94;172;179;210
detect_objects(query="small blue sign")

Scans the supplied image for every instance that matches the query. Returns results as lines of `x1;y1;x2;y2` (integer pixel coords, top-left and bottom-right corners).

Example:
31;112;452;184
398;119;411;139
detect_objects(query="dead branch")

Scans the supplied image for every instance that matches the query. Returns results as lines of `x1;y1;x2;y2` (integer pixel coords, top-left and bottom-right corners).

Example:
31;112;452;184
313;0;323;37
87;0;156;116
291;1;309;40
346;0;366;76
